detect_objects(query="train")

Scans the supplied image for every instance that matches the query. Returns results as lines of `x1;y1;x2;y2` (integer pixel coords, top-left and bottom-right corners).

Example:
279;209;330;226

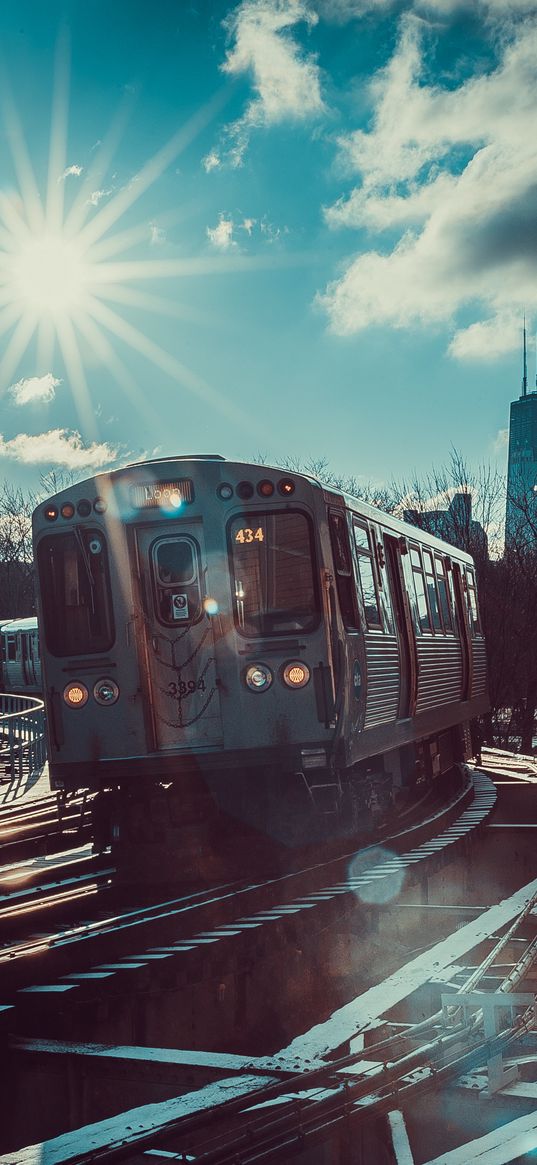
31;455;488;848
0;617;41;695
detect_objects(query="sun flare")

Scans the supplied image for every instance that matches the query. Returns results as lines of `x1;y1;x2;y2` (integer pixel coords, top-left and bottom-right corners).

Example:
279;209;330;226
9;231;89;319
0;59;254;437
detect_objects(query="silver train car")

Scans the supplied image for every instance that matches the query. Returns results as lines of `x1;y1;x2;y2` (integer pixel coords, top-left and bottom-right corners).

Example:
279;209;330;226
0;617;41;694
32;455;488;836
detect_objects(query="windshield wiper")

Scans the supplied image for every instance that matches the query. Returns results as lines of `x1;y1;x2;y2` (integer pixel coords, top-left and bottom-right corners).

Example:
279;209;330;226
74;525;96;615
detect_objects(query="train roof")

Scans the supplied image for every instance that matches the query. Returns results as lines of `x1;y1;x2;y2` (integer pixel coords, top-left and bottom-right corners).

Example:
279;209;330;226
32;455;476;564
338;489;476;565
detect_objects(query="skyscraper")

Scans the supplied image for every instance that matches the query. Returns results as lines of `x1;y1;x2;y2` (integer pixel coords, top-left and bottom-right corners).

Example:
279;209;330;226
505;322;537;543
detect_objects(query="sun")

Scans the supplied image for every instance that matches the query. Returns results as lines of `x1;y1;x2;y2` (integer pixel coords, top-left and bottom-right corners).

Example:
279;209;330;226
9;231;89;319
0;49;258;437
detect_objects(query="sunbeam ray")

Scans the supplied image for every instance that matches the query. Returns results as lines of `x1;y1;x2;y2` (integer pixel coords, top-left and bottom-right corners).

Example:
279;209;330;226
94;283;220;328
64;97;135;238
55;316;99;439
72;309;163;433
86;252;308;287
46;28;70;234
78;87;230;250
37;317;56;377
0;82;44;235
0;313;38;391
85;295;255;432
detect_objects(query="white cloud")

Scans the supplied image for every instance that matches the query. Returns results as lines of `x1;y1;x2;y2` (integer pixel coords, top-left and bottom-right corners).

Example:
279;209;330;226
60;164;83;181
326;172;458;231
320;17;537;357
206;215;236;250
318;0;537;16
203;151;222;172
260;216;287;243
87;187;113;207
217;0;326;165
149;221;166;246
0;429;119;469
494;428;509;452
240;217;256;234
316;0;392;17
448;314;522;360
9;373;62;406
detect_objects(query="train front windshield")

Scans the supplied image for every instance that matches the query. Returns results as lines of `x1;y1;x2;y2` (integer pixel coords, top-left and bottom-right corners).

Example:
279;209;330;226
230;511;319;636
37;529;115;656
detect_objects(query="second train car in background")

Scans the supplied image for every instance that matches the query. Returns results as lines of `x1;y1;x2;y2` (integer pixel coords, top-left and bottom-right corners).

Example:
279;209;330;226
0;618;41;694
32;456;488;843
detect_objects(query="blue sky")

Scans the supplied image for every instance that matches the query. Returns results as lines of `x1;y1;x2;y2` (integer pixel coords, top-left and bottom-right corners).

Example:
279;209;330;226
0;0;534;496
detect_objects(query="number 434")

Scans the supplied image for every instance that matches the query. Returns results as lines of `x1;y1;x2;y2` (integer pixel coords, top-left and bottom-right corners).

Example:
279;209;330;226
235;527;264;544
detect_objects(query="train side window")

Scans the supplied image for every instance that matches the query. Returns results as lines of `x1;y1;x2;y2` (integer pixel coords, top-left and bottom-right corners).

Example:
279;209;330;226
353;522;382;630
465;567;481;635
37;530;115;657
329;513;359;630
6;634;15;661
422;549;442;632
409;545;432;632
435;556;453;631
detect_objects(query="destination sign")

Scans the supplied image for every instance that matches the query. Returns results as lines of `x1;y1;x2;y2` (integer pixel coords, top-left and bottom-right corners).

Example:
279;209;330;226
130;479;194;509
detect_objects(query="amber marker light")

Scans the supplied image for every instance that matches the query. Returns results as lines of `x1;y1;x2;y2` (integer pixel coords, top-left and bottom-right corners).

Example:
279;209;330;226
282;662;310;689
63;682;89;708
60;502;75;519
278;479;295;496
44;505;59;521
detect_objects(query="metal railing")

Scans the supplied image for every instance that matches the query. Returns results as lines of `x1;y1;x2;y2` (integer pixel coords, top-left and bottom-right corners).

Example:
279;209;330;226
0;693;46;784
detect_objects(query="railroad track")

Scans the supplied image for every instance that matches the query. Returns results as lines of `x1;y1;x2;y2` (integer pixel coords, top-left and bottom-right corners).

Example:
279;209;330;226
3;772;533;1165
145;901;537;1165
0;771;494;1010
0;845;114;939
0;791;93;865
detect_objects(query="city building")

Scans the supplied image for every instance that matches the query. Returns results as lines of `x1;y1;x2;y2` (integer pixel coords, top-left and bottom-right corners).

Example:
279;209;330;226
403;492;488;557
505;322;537;543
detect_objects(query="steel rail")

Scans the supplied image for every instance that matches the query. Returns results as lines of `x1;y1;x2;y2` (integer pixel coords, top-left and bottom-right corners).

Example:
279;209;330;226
69;894;537;1165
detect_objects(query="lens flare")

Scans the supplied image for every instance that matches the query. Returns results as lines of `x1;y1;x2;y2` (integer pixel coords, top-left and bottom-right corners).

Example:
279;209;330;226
0;52;271;438
347;846;406;905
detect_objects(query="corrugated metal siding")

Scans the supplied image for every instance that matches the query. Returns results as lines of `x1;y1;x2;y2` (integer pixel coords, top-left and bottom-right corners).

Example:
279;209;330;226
364;635;400;728
471;638;487;698
415;637;462;715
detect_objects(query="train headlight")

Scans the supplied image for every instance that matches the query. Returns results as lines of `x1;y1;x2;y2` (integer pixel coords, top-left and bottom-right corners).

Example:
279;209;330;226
282;662;310;689
244;664;273;692
63;682;89;708
93;679;120;706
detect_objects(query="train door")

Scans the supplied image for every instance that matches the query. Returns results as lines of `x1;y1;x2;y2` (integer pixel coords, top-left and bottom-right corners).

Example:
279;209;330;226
384;535;418;718
133;523;223;751
31;630;41;688
452;563;471;701
21;632;36;688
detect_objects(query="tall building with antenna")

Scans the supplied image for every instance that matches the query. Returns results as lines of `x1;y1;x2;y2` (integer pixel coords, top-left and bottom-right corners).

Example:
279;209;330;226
505;319;537;543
